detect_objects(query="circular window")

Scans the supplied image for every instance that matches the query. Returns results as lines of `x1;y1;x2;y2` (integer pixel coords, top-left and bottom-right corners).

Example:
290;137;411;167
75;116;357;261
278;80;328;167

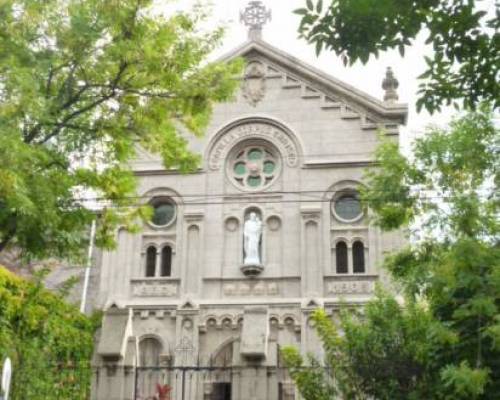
333;193;363;222
227;143;281;190
150;198;176;227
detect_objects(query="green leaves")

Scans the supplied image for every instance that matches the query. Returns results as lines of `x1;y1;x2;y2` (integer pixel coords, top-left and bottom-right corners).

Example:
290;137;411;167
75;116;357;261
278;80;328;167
284;108;500;399
295;0;499;113
0;266;99;399
0;0;242;260
441;362;490;398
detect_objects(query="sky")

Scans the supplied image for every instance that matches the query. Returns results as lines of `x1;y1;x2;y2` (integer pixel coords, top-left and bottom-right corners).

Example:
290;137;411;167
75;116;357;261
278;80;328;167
158;0;481;153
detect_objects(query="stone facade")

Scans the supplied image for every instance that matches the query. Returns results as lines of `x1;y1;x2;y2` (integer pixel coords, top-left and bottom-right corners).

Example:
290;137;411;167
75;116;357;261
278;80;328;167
91;18;408;400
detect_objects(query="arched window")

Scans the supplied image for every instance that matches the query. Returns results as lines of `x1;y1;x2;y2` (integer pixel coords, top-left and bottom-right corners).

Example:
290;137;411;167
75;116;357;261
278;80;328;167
145;246;156;277
353;241;365;273
161;246;172;277
336;241;348;274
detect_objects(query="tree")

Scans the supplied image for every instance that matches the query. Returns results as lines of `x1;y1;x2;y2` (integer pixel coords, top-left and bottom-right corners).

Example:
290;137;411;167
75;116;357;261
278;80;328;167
0;0;242;260
282;294;444;400
0;265;100;399
294;0;499;113
282;106;500;399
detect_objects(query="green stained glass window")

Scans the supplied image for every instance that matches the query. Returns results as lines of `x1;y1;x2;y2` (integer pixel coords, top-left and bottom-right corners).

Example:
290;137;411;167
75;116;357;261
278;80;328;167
247;176;262;187
234;162;246;175
248;149;263;160
228;143;280;190
263;161;275;174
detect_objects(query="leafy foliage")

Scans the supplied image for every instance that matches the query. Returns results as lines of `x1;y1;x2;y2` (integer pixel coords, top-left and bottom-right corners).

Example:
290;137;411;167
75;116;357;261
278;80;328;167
0;266;100;399
282;107;500;399
0;0;243;260
282;294;443;400
294;0;499;113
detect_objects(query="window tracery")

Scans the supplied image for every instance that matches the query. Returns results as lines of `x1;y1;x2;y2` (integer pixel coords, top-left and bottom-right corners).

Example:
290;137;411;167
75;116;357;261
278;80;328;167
227;142;280;190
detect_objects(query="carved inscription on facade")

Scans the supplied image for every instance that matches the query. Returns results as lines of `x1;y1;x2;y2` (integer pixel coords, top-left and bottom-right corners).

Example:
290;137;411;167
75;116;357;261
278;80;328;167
327;280;374;295
132;281;178;297
209;123;298;170
223;281;279;296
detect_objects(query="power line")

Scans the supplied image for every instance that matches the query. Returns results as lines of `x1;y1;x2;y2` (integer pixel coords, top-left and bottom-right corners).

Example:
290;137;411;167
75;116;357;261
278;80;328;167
68;190;492;208
69;188;493;201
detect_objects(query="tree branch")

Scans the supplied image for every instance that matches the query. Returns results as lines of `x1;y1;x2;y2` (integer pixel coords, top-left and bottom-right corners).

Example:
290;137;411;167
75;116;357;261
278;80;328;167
36;62;129;144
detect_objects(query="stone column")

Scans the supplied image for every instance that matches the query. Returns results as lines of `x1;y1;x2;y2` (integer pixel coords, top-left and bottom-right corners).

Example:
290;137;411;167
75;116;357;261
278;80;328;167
300;207;323;297
91;306;137;400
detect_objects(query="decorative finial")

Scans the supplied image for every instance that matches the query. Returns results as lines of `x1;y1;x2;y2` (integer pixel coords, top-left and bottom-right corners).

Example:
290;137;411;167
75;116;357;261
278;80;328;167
382;67;399;102
240;1;271;40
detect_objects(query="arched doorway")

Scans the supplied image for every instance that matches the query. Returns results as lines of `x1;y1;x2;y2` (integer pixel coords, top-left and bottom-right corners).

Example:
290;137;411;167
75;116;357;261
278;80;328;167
137;337;171;400
205;340;234;400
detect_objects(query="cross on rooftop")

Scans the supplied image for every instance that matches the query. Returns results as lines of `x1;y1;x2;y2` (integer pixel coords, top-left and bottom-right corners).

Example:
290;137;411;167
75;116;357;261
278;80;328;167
240;1;271;40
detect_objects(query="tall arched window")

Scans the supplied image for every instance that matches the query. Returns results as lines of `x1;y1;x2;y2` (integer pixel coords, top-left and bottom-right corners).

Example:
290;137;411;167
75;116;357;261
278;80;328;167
145;246;156;277
336;241;348;274
353;241;365;273
161;246;172;277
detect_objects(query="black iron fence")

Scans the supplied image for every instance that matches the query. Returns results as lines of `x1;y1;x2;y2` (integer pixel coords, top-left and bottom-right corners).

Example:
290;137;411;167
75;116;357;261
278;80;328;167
134;366;299;400
6;362;331;399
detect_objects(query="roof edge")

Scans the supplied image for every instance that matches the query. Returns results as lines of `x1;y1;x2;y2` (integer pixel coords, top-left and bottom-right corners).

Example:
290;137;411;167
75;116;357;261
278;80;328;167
216;39;408;125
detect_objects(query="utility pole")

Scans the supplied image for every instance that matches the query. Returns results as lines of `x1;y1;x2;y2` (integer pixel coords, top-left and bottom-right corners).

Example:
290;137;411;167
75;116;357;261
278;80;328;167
80;220;96;313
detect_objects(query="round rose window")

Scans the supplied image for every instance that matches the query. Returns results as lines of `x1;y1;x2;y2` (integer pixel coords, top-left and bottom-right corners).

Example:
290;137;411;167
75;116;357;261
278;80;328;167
149;197;176;227
332;193;363;222
228;143;280;190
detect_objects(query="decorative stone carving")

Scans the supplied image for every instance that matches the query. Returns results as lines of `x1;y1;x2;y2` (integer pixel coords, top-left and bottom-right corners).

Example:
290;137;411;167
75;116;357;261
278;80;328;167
182;318;193;332
240;1;271;40
266;215;281;231
327;280;375;295
382;66;399;102
131;280;178;297
267;282;279;295
228;142;280;191
225;217;239;232
223;281;280;296
208;122;299;170
301;208;321;222
242;60;266;106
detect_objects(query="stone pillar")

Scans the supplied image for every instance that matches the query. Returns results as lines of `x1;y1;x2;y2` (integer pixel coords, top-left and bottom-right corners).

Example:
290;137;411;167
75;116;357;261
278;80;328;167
91;305;137;400
173;301;200;399
238;367;268;400
182;212;204;298
300;207;323;297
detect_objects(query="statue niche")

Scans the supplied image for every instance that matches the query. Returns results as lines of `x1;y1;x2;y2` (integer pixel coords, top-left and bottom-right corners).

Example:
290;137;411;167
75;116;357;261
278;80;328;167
241;210;263;277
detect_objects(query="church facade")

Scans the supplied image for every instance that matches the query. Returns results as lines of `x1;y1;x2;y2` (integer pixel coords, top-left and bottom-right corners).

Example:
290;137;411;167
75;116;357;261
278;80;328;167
91;3;407;399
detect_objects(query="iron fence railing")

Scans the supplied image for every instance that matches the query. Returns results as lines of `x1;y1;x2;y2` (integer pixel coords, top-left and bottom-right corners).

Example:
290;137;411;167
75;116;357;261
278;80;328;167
134;365;301;400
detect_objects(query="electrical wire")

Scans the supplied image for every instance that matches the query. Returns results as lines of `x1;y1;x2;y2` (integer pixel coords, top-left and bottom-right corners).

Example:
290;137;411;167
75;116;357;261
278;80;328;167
67;188;493;208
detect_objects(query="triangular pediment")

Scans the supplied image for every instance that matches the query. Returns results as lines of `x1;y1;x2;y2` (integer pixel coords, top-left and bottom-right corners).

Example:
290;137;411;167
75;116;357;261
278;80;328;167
218;39;408;129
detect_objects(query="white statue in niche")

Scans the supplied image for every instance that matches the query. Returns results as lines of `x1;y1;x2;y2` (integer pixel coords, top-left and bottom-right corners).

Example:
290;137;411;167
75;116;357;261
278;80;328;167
243;212;262;265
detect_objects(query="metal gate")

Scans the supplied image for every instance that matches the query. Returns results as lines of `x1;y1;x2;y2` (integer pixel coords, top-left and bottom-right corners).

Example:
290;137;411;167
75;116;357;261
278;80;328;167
134;366;296;400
